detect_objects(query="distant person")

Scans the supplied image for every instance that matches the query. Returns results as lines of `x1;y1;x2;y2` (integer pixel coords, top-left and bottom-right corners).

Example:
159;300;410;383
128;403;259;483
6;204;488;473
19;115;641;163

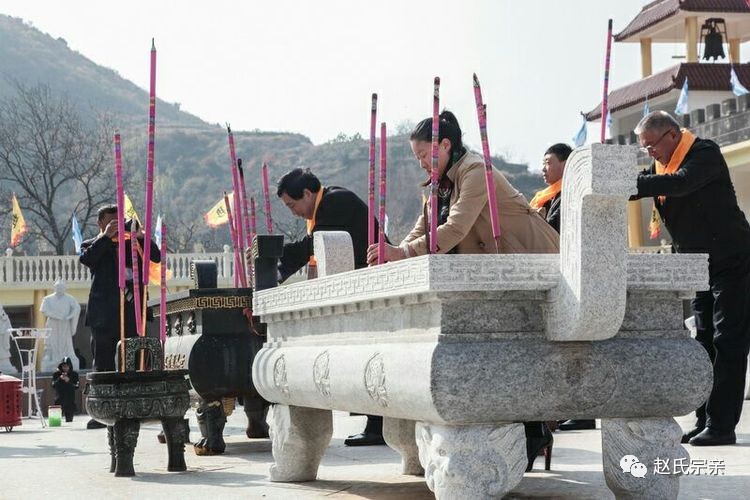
632;111;750;446
368;110;559;471
79;205;160;429
52;357;79;422
529;143;572;234
250;168;387;446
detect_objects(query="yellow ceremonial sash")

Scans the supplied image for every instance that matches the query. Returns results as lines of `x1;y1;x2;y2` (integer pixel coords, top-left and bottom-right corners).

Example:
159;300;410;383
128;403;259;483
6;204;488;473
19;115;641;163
529;179;562;210
305;188;325;266
649;129;696;239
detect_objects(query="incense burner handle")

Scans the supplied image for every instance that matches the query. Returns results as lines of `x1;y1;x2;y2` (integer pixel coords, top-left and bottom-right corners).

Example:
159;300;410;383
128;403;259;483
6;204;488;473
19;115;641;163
116;337;164;371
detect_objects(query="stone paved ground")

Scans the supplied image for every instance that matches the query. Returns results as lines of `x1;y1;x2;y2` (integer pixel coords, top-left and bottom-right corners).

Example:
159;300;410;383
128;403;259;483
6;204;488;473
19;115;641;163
1;403;748;499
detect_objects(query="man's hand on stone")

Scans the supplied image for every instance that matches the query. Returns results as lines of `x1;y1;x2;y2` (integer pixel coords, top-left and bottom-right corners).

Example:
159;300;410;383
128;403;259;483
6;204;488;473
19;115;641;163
367;242;406;266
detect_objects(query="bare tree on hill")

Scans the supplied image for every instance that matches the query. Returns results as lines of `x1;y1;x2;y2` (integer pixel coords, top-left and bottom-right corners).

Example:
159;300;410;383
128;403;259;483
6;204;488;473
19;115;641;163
0;82;116;254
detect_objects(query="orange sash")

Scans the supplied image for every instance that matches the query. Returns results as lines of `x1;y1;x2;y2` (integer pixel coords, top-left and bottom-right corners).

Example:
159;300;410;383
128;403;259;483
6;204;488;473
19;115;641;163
649;129;696;239
529;179;562;210
305;188;325;266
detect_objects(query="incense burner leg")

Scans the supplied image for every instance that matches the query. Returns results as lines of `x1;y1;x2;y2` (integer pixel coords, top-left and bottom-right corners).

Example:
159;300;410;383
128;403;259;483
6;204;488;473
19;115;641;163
243;394;270;439
383;417;424;476
107;425;116;473
415;422;526;499
113;418;140;477
194;399;226;456
162;417;188;472
601;417;687;500
268;404;332;482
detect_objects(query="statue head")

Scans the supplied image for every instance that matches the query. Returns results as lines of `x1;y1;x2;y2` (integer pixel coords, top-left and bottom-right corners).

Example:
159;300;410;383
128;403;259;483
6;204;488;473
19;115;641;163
53;280;67;296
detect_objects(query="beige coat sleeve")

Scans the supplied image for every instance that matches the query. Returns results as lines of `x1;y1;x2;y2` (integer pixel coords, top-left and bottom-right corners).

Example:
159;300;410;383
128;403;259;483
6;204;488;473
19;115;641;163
402;205;426;245
405;163;488;256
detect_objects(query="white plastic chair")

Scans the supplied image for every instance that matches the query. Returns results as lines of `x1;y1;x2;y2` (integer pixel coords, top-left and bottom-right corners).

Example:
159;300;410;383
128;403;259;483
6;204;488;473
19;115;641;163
9;328;50;428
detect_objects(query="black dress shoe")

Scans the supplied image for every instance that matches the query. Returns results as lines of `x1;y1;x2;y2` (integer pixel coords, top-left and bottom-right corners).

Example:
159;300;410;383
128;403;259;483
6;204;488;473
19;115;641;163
86;418;106;429
557;419;595;431
688;428;736;446
681;426;704;444
344;432;386;446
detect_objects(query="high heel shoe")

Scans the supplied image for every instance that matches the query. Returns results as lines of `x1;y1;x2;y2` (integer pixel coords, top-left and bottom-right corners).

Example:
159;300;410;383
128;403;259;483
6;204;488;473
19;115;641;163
526;425;553;472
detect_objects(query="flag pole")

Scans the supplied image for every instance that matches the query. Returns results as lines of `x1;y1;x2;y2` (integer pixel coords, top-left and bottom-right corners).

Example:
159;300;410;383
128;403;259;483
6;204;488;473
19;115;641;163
378;122;387;264
472;73;502;252
600;19;613;143
114;132;126;372
368;94;377;248
429;77;440;254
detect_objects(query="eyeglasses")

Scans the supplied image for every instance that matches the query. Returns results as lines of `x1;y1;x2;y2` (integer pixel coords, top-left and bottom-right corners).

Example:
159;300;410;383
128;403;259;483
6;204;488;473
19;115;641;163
640;130;672;154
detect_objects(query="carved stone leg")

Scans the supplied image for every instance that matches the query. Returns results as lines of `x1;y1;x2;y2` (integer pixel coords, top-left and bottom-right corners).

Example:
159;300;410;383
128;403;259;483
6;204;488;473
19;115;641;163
194;399;226;456
415;422;526;499
243;394;270;439
107;425;116;473
113;418;140;477
267;404;332;482
601;417;688;500
383;417;424;476
161;417;188;472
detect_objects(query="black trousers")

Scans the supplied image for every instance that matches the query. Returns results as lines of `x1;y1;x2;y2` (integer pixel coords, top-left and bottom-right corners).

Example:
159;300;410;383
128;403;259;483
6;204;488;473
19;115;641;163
691;254;750;433
91;325;137;372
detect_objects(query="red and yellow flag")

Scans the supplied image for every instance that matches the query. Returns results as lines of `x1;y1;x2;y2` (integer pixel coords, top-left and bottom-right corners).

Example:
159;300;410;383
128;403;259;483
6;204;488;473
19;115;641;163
10;193;27;247
204;192;234;228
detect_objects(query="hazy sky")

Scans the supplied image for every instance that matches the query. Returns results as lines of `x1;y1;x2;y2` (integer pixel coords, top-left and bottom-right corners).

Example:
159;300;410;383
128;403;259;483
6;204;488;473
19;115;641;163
0;1;721;169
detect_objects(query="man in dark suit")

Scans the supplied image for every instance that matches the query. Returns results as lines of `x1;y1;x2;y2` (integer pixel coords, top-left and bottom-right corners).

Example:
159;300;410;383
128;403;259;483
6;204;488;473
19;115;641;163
633;111;750;446
80;205;160;428
274;168;386;446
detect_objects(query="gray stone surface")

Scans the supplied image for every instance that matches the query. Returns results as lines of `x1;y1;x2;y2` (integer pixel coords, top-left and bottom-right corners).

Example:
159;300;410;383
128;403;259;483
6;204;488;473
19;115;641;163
313;231;355;278
416;422;526;499
383;417;423;476
601;417;688;500
546;144;638;341
267;404;332;482
251;145;714;499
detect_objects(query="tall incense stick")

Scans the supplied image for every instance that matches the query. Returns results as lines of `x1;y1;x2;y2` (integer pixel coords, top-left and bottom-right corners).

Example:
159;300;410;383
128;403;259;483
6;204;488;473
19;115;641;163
142;38;157;283
114;132;126;371
378;122;387;264
368;93;377;247
472;74;502;252
227;126;246;279
224;192;246;288
601;19;613;143
261;162;273;234
238;161;254;284
159;221;167;347
430;77;440;254
250;196;257;239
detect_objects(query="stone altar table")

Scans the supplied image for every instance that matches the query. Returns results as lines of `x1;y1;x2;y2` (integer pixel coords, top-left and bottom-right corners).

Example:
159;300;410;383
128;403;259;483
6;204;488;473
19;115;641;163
251;144;713;499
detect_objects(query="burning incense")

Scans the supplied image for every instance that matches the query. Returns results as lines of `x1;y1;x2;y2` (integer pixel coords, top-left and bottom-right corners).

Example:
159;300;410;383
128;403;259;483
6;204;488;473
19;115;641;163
159;222;167;346
472;74;502;252
224;192;247;288
238;161;254;284
261;162;273;234
130;225;144;337
368;93;377;247
430;77;440;254
142;38;157;283
378;122;387;264
114;132;126;371
601;19;613;143
227;126;246;268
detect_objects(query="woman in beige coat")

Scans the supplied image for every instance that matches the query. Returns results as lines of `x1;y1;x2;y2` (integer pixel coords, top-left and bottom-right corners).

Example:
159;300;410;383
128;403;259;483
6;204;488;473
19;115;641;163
367;110;558;472
368;110;559;262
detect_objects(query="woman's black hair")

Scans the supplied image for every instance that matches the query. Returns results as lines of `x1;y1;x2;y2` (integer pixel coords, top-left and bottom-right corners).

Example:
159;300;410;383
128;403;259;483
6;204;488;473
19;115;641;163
410;110;463;154
276;167;322;200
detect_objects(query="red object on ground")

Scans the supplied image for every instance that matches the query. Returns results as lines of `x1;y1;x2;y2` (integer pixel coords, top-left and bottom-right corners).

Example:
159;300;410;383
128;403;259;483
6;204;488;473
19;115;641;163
0;373;22;431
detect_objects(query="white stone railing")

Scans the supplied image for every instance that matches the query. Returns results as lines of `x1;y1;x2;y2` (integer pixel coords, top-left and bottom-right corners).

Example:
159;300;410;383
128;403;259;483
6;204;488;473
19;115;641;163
0;246;238;288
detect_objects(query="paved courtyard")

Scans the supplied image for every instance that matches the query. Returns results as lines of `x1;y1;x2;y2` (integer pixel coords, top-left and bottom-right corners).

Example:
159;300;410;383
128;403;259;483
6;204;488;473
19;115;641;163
1;403;749;499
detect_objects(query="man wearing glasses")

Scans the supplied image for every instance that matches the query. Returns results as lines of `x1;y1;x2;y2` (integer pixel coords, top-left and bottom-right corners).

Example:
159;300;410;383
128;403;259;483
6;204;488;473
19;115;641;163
632;111;750;446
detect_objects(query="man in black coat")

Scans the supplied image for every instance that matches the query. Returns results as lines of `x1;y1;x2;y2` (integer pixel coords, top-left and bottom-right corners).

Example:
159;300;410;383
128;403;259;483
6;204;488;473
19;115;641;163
273;168;386;446
633;111;750;446
80;205;160;382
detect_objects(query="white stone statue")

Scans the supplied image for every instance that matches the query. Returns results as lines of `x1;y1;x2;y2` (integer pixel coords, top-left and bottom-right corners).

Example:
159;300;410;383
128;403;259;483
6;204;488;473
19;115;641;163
40;280;81;371
0;303;14;373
